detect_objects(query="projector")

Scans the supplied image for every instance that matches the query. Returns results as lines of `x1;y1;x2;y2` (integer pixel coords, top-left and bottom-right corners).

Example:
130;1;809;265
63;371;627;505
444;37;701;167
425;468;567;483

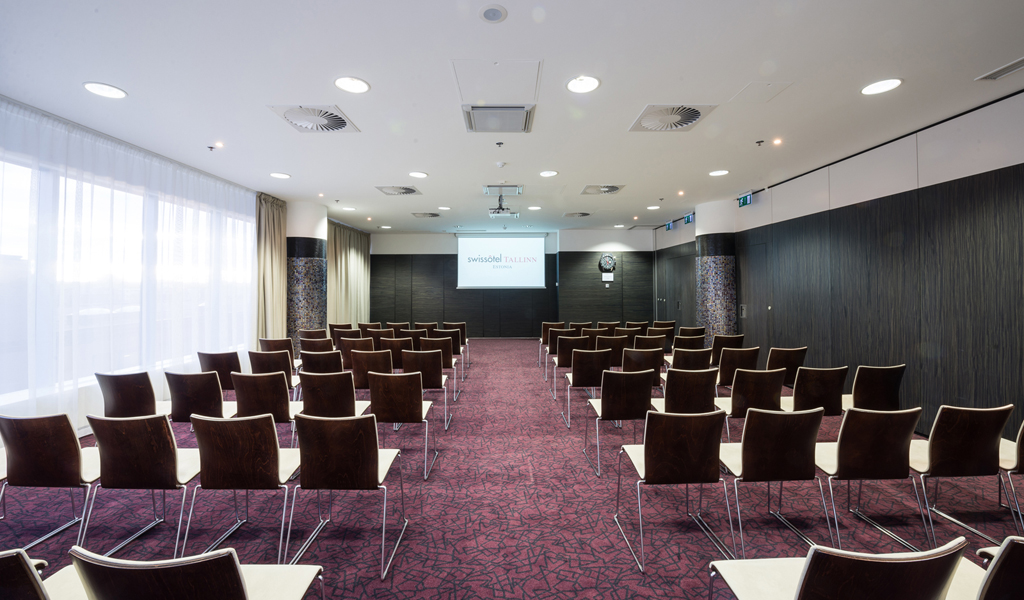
488;208;520;219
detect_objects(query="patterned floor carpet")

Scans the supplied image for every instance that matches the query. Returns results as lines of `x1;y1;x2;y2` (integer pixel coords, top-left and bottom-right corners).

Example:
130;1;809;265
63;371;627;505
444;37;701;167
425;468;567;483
1;338;1018;598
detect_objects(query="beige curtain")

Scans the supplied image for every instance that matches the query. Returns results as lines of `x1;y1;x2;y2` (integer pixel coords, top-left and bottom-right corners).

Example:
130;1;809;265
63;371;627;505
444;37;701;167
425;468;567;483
256;193;288;343
327;220;371;325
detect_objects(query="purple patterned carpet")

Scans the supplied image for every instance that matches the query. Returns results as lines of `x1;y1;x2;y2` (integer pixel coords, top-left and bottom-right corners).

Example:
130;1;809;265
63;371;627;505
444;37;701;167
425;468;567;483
1;339;1018;598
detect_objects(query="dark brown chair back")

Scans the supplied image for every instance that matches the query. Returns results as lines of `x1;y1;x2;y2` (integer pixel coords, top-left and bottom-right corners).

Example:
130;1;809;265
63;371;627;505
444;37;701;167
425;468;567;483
633;335;667;352
231;371;291;422
298;328;328;339
69;545;249;600
729;368;787;416
299;338;334;353
673;335;705;351
197;351;241;391
567;322;591;335
357;322;382;336
247;350;294;389
645;327;674;352
595;335;629;368
792;366;849;416
350;349;394;390
295;414;379;491
442;322;468;347
0;413;83;487
766;347;809;387
95;372;157;418
87;414;179;490
644;410;726;485
368;371;423;424
381;338;414;370
0;548;47;600
413;322;438;334
625;321;649;335
191;414;280;490
740;407;823;482
794;537;967;600
710;334;744;366
328;323;352;339
366;328;396;351
540;321;565;345
555;336;589;369
663;368;718;414
652;320;676;331
339;337;374;369
670;348;713;370
834;407;922;480
402;349;445;389
718;347;760;386
258;338;296;366
432;329;463;357
299;350;344;374
331;328;362;351
580;328;605;350
298;371;357;418
614;327;641;348
568;349;612;388
678;326;705;337
600;369;656;421
546;328;573;355
622;348;664;375
597;321;620;330
925;404;1013;477
166;371;224;422
386;322;411;336
420;337;454;369
399;329;429;351
851;364;907;411
982;536;1024;600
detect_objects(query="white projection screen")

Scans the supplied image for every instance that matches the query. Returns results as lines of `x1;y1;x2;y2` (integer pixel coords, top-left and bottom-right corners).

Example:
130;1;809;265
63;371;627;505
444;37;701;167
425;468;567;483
457;235;546;289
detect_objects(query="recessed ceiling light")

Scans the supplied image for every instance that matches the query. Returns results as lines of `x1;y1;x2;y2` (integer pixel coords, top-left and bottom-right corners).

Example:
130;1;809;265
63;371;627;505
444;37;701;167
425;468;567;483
380;226;391;229
342;207;356;211
270;172;291;179
861;79;902;95
334;77;370;93
438;206;450;210
318;193;324;197
215;142;224;148
367;217;372;221
83;82;127;99
709;170;729;177
633;216;639;220
409;171;428;178
480;4;508;23
540;170;558;177
773;139;782;145
528;206;541;210
647;206;660;210
678;190;684;196
566;75;600;94
614;224;625;228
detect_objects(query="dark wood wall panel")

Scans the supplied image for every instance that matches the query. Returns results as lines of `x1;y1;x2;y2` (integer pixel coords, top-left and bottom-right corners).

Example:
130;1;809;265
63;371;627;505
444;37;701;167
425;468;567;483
410;255;445;325
499;290;534;337
557;252;654;326
369;255;395;324
771;212;832;368
736;241;771;369
443;256;484;337
482;290;501;337
621;251;654;324
654;242;697;328
393;256;412;323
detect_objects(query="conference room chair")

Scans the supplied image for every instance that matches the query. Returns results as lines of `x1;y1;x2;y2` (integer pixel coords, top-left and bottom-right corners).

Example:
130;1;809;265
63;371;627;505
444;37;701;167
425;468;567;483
197;350;241;392
165;371;236;423
95;372;169;418
597;320;620;332
595;335;629;369
667;347;714;371
561;348;612;428
248;350;302;402
420;337;460;402
716;347;760;390
298;337;333;353
538;321;566;367
231;372;303;447
330;328;361;351
653;368;718;415
413;322;438;335
183;414;300;564
297;328;328;340
614;327;641;349
710;334;744;367
765;346;808;390
633;335;667;352
259;338;300;371
402;349;452;430
550;335;589;401
0;548;69;600
623;348;666;397
714;368;787;441
910;404;1014;548
644;327;673;353
298;350;344;374
357;322;382;336
368;372;438;480
327;322;352;339
678;326;705;337
366;328;396;351
651;320;675;332
0;413;99;551
972;536;1024;597
615;410;735;571
381;337;414;371
432;328;466;382
350;349;394;401
338;337;373;370
442;322;469;367
673;334;706;351
580;327;605;350
814;407;926;550
286;414;407;578
386;322;411;336
297;371;369;419
399;328;428;351
625;321;649;335
708;536;969;600
780;366;849;416
567;321;591;336
841;364;907;411
998;421;1024;534
81;414;201;558
719;407;832;558
65;544;325;600
544;328;573;381
584;369;656;477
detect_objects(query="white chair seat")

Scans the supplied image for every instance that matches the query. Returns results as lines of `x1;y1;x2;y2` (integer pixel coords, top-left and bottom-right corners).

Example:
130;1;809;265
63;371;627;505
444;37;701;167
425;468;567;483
222;401;238;418
841;393;854;411
650;398;665;413
588;398;602;418
422;401;433;420
1000;437;1017;471
41;564;88;600
814;442;838;476
355;400;371;416
291;375;301;389
80;446;101;483
779;396;795;412
378;448;400;485
719;442;743;477
659;372;667;382
176;448;202;485
278;448;302;484
622;444;644;478
0;447;6;480
909;438;930;473
288;402;304;419
155;400;173;416
713;397;732;414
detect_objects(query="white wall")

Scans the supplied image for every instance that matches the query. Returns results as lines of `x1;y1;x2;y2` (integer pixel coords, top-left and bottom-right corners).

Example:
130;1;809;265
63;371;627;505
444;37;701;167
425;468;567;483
654;220;696;250
371;232;558;254
286;201;328;239
557;229;653;252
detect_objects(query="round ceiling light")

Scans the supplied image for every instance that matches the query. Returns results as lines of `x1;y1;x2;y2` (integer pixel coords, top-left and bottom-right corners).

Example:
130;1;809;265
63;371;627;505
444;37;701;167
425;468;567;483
480;4;508;23
540;170;558;177
709;170;729;177
773;138;782;145
614;224;625;228
566;75;600;94
678;190;684;196
438;206;450;211
342;207;356;211
270;172;291;179
379;226;391;229
334;77;370;93
409;171;428;178
83;82;127;99
647;206;660;210
528;206;541;211
861;79;902;95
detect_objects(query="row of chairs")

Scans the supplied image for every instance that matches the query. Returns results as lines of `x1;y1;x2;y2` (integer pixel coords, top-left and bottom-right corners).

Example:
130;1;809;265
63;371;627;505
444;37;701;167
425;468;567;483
320;321;469;379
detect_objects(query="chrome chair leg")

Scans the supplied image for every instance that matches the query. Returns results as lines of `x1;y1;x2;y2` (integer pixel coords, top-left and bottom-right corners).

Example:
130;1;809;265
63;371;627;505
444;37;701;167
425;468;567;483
442;383;453;431
380;453;410;580
583;416;602;477
423;414;439;481
10;482;91;552
560;382;572;429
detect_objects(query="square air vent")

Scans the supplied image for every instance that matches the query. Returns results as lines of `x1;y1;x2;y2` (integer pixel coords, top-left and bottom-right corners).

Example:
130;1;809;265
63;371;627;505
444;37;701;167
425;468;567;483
483;184;523;196
375;186;422;196
581;185;624;195
268;105;359;133
628;105;717;132
462;105;535;133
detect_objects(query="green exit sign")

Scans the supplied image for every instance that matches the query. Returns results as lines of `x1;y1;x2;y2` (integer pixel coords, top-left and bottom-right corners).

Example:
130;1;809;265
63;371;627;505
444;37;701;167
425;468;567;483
738;192;752;207
682;213;694;224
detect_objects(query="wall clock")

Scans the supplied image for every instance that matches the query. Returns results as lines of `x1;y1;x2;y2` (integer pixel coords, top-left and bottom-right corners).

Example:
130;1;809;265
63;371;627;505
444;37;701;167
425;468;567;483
598;253;616;272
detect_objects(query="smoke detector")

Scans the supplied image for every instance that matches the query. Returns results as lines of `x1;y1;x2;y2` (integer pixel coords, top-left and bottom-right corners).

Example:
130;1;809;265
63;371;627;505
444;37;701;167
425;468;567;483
581;185;624;195
628;105;716;132
375;186;422;196
268;105;360;133
563;212;591;218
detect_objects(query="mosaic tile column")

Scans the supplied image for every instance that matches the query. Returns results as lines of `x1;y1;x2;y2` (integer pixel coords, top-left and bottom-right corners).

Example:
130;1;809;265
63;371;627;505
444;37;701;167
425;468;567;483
287;237;327;350
695;233;737;346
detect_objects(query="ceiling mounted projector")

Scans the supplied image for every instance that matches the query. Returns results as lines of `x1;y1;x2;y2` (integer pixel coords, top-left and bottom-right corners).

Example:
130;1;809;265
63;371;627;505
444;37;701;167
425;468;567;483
488;194;520;219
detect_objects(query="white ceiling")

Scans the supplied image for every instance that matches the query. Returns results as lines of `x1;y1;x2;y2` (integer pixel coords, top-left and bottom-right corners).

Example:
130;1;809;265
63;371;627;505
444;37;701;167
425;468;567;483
2;0;1023;234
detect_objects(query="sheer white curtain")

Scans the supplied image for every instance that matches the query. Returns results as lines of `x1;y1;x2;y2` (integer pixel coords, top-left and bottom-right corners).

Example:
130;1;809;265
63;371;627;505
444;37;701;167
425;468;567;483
0;95;256;429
